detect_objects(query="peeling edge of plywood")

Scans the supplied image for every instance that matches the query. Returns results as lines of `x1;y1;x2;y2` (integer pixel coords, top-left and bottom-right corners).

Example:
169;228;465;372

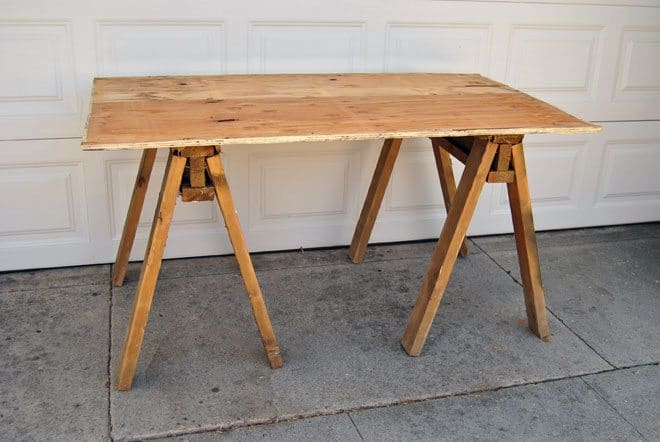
81;125;601;150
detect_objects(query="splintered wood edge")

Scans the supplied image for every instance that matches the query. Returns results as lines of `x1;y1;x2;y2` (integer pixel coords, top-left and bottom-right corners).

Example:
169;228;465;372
81;125;602;150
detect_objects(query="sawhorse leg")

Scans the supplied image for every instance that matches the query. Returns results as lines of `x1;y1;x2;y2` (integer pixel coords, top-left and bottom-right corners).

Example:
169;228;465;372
350;137;472;263
401;137;497;355
116;147;282;391
206;149;283;368
349;138;402;263
507;143;549;340
401;135;549;355
112;148;157;287
117;149;186;390
431;138;469;257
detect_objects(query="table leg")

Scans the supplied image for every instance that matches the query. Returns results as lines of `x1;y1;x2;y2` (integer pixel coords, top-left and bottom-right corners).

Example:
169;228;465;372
431;139;469;257
112;148;158;286
349;138;402;264
507;143;549;340
401;138;498;356
116;150;186;391
206;152;283;369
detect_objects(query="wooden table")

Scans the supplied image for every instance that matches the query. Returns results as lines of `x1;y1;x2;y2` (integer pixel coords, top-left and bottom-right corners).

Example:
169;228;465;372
83;73;600;390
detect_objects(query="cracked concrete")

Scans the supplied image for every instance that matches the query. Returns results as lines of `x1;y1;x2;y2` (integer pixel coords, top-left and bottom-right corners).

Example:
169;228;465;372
0;224;658;441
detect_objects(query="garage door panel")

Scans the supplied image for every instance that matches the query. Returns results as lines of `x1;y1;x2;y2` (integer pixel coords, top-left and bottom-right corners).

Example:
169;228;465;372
96;21;226;76
245;142;363;231
1;1;659;270
0;139;95;270
596;138;660;206
490;138;590;217
247;22;366;74
0;22;80;139
505;25;604;99
613;27;660;102
384;23;492;74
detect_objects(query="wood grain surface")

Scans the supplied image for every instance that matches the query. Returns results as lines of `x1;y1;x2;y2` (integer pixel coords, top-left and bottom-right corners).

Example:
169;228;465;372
82;73;600;150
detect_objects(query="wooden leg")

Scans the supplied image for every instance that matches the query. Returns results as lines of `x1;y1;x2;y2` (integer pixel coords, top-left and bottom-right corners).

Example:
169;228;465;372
401;138;498;356
206;152;283;369
116;150;186;391
112;149;158;286
431;139;469;257
349;138;402;264
507;143;549;340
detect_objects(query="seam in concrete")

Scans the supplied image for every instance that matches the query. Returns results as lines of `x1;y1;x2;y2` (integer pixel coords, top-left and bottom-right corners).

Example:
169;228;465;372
347;412;365;440
122;362;658;441
107;267;114;442
544;306;616;368
0;278;112;295
579;376;649;441
471;229;660;255
472;241;617;369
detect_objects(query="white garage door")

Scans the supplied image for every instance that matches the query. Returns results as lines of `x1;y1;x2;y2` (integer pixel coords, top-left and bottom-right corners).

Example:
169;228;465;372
1;0;660;271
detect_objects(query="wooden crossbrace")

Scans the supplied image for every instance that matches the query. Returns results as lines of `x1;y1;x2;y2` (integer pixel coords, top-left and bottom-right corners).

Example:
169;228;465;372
431;136;521;183
176;146;217;201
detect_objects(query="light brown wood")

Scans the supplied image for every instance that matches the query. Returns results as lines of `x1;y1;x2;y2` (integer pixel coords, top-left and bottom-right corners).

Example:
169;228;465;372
495;143;513;172
177;146;215;157
433;137;469;164
206;151;283;369
117;150;186;391
507;142;549;340
112;148;157;287
82;74;600;150
349;138;402;264
431;138;469;257
181;186;215;202
188;156;207;188
401;137;499;356
487;170;515;183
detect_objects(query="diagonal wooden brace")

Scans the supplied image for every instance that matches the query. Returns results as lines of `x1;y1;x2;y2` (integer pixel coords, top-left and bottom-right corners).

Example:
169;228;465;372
432;136;519;184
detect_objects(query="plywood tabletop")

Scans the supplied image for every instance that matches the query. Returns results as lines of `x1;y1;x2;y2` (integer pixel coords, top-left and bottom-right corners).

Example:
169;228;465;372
82;73;600;150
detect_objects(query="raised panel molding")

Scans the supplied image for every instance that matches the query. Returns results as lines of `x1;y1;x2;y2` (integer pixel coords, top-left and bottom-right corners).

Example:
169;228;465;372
105;157;220;241
384;23;492;74
0;22;77;117
492;142;586;214
0;161;87;247
247;148;360;229
96;21;226;76
248;22;365;73
614;27;660;100
506;25;603;97
597;139;660;204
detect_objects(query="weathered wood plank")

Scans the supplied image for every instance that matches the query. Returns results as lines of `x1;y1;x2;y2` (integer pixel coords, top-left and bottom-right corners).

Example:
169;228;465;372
495;143;513;172
177;146;215;157
188;156;207;188
487;170;515;183
82;74;600;150
181;186;215;201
